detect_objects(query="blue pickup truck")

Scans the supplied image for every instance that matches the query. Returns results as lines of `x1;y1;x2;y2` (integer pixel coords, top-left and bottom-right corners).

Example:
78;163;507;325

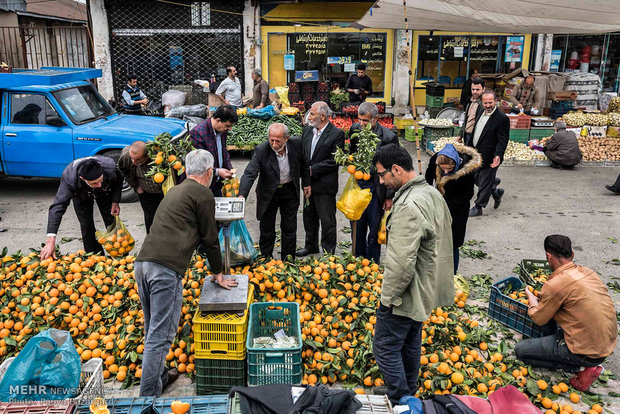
0;67;188;201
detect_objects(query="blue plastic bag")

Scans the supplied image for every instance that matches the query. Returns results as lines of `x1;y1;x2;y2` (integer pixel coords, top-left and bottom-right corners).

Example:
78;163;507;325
246;105;277;120
220;219;258;267
0;329;81;401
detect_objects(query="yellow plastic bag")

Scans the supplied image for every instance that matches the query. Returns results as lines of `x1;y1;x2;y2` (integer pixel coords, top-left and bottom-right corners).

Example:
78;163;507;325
275;86;290;107
280;106;299;116
454;274;470;300
162;167;176;196
337;176;372;221
377;210;389;245
222;176;240;197
96;216;135;257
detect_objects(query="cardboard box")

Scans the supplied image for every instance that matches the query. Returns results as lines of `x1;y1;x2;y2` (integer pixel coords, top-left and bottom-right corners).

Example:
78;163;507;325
547;91;578;101
606;126;620;138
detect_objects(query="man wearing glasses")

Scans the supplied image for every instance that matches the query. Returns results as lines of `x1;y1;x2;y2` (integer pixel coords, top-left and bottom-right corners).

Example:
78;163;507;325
371;144;454;406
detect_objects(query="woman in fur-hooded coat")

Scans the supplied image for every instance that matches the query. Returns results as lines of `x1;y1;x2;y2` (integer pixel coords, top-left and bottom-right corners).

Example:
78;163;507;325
425;144;482;273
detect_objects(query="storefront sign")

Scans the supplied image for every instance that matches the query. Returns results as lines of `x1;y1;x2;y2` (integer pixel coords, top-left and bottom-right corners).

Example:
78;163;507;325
505;36;524;63
295;70;319;82
294;33;328;57
550;50;562;72
284;54;295;70
327;56;352;65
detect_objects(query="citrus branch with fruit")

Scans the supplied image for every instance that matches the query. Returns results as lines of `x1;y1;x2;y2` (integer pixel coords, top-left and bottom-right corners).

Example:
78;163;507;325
334;124;379;180
146;132;194;184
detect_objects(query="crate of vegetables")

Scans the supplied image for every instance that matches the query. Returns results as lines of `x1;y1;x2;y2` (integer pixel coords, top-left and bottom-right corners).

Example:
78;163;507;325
488;277;555;338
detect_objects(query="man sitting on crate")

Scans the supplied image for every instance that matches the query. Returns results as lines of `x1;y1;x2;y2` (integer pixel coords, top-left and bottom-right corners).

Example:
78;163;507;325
542;120;582;170
135;149;237;397
514;235;617;391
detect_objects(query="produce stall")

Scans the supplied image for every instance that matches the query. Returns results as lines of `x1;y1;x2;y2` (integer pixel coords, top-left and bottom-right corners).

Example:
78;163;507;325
226;114;303;151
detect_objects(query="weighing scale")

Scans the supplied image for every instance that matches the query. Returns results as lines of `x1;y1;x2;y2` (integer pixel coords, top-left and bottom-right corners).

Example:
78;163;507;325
197;197;248;313
531;117;554;128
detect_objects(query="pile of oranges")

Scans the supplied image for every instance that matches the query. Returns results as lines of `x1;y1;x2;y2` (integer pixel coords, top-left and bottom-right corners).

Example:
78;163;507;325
0;250;611;413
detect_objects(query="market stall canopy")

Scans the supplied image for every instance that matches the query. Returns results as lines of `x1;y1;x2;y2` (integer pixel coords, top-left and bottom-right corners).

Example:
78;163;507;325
356;0;620;34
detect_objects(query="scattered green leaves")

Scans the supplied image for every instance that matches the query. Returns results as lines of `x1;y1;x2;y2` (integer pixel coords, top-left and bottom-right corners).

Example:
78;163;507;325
460;239;491;259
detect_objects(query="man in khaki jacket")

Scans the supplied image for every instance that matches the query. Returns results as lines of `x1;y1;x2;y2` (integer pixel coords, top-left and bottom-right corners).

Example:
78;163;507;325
371;144;454;405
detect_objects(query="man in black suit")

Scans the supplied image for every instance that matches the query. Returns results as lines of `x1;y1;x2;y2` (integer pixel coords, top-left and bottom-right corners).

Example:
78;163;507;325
467;91;509;217
239;123;311;260
296;101;345;256
349;102;399;263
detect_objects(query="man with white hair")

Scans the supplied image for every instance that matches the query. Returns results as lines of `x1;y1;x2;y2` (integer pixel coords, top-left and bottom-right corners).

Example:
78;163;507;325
239;123;310;259
543;120;582;170
296;101;345;256
250;68;270;109
135;149;238;397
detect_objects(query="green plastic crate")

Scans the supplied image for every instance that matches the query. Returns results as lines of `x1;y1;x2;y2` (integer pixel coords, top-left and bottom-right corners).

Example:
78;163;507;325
425;106;442;118
246;302;303;386
423;126;454;141
519;259;552;285
425;95;444;107
529;128;555;140
509;129;530;143
195;358;246;395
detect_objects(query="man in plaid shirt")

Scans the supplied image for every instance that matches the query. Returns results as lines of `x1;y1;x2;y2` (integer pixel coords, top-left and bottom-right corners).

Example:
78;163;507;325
189;105;238;196
509;75;539;115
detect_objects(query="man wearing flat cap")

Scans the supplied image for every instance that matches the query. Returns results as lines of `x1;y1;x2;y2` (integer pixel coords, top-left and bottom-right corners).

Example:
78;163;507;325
41;156;124;259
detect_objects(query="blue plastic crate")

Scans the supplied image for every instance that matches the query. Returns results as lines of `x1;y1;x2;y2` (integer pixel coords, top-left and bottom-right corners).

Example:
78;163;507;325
75;398;153;414
246;302;303;386
152;396;228;414
488;277;555;338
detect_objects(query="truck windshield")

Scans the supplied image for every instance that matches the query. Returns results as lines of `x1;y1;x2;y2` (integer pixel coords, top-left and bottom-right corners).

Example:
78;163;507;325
53;84;115;124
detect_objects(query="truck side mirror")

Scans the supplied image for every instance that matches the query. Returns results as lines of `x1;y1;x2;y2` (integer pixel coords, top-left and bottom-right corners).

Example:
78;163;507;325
47;117;66;127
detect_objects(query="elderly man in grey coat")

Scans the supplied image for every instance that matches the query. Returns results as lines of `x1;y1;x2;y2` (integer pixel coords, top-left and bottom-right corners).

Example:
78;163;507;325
543;120;582;170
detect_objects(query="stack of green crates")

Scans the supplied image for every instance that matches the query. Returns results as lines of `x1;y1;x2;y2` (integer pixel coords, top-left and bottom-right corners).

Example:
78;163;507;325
192;284;254;394
529;128;555;141
509;129;530;143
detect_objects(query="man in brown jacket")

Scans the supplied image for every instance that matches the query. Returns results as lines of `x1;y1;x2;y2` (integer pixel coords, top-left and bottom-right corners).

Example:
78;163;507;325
543;121;582;169
509;74;539;114
515;235;616;391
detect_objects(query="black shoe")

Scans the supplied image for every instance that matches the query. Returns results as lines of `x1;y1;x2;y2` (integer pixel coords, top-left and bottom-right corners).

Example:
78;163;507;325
493;188;504;209
372;385;388;395
469;206;483;217
550;162;562;169
162;368;180;393
606;185;620;194
295;248;319;257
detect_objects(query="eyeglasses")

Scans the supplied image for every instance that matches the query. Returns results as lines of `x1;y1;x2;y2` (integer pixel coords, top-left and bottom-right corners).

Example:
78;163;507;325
377;167;391;178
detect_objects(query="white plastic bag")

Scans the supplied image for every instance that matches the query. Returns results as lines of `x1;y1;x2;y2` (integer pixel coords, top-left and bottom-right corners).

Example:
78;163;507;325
161;89;187;109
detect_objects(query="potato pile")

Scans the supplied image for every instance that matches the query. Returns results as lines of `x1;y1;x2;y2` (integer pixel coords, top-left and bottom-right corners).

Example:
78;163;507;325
584;113;608;126
504;141;546;161
577;137;620;161
608;96;620;113
420;118;454;127
561;112;587;127
608;112;620;127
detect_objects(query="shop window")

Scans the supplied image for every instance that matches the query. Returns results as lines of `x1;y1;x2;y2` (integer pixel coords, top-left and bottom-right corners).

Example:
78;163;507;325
469;36;500;76
190;2;210;27
287;32;387;98
564;34;605;75
438;36;468;87
417;35;439;81
603;34;620;92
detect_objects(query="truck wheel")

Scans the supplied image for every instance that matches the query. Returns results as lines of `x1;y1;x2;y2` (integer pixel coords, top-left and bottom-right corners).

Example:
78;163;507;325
101;149;139;203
